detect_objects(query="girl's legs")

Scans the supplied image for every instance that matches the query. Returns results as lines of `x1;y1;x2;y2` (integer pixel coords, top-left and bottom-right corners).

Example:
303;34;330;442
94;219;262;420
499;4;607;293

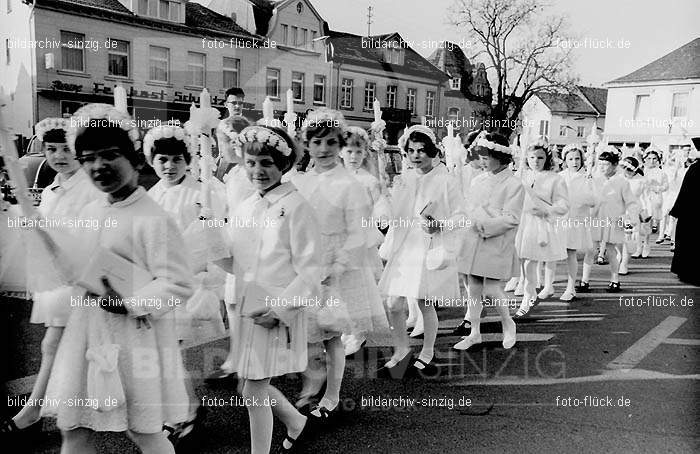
657;215;668;243
267;386;307;449
297;342;326;407
579;250;594;285
453;276;484;349
606;243;621;284
561;249;577;300
312;336;344;413
619;242;630;275
406;297;418;328
516;260;538;315
641;230;651;258
13;326;63;428
61;428;96;454
384;296;411;367
408;299;424;337
484;278;516;349
241;378;273;454
504;276;519;292
536;261;544;289
513;261;525;296
538;261;556;298
415;298;438;365
127;431;176;454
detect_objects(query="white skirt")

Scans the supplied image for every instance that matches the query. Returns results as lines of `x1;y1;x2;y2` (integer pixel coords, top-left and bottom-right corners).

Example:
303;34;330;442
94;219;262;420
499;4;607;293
515;214;567;262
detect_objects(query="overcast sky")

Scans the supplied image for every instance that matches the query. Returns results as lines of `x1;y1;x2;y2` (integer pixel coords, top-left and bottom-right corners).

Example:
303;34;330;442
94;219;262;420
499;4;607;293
311;0;699;87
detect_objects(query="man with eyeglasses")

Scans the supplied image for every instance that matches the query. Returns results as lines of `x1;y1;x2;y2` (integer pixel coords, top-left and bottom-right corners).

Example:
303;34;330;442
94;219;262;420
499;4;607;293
214;87;247;181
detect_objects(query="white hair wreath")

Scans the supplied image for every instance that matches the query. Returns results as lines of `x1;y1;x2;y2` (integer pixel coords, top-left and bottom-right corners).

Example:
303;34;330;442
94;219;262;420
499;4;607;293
35;117;70;143
398;125;437;150
237;126;292;156
143;125;189;162
67;103;140;153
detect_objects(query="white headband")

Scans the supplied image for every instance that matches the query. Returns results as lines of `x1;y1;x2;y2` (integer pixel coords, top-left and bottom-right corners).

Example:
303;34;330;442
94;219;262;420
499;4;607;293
143;125;189;162
237;126;292;156
398;125;437;149
35;117;70;143
475;137;513;155
67;103;141;153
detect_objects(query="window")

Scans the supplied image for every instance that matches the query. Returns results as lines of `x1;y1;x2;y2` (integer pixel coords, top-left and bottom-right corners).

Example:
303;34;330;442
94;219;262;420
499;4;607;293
148;45;169;82
5;39;10;65
301;29;307;47
107;39;129;77
671;92;688;118
559;125;567;136
266;68;280;98
406;88;416;114
282;24;288;45
448;107;459;124
138;0;179;21
577;126;585;138
313;75;325;104
425;91;435;116
384;48;402;64
450;77;461;90
539;120;549;137
7;0;11;13
291;27;298;46
386;85;397;108
364;82;376;111
187;52;205;87
223;57;240;89
341;78;353;109
291;71;304;101
60;31;84;72
296;2;303;14
633;94;650;121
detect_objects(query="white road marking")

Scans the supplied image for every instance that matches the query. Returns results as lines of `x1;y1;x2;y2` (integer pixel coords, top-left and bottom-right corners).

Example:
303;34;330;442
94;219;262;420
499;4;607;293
662;338;700;346
606;316;687;370
535;317;604;322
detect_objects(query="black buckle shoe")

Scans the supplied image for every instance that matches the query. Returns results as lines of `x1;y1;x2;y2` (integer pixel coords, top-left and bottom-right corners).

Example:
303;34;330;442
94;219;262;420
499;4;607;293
575;281;590;292
451;320;471;336
605;282;621;293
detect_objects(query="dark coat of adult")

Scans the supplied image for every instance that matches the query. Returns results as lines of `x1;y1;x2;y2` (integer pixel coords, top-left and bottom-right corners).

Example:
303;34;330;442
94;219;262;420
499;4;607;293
670;159;700;285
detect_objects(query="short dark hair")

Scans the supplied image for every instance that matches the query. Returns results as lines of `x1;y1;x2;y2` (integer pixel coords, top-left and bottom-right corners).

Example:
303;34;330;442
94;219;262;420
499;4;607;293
403;131;438;158
598;151;620;165
42;129;66;144
151;137;191;164
474;132;511;165
74;126;142;167
303;124;346;148
241;126;298;173
225;87;245;99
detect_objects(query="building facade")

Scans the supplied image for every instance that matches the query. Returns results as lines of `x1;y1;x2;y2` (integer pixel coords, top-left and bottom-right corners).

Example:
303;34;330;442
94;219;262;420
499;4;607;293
520;86;607;151
603;38;700;154
427;42;492;136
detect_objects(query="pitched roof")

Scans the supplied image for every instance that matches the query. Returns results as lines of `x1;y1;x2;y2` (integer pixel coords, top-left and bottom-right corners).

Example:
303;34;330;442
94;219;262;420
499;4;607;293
326;31;449;80
35;0;260;40
535;92;597;115
577;86;607;115
427;42;473;77
609;37;700;84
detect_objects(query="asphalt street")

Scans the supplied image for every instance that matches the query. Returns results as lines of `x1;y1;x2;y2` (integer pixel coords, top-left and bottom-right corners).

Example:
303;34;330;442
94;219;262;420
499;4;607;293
5;242;698;454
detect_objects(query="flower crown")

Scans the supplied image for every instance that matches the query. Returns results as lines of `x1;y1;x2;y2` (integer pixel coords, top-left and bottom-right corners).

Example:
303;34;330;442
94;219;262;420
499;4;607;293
237;126;293;156
475;136;513;155
301;108;348;141
35;117;69;143
143;124;189;162
67;103;140;153
398;125;437;149
561;143;584;159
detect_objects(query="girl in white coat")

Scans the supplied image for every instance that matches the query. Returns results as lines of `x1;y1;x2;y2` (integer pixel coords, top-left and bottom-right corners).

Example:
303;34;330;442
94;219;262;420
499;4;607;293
514;144;569;317
227;125;320;453
620;156;649;271
641;149;668;245
292;109;376;417
454;132;521;350
558;145;596;301
379;125;463;375
8;118;102;433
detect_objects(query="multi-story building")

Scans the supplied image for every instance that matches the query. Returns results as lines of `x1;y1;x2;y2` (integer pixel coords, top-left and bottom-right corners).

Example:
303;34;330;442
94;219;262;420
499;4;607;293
325;31;449;144
1;0;266;140
603;37;700;154
520;86;607;151
427;41;492;135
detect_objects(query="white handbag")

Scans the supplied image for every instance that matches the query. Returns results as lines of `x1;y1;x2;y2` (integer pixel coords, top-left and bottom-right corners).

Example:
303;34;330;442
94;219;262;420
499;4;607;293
85;343;125;412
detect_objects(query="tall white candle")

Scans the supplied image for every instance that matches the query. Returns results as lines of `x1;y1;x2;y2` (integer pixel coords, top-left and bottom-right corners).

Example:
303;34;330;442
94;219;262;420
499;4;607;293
114;84;127;113
373;98;381;122
286;89;294;113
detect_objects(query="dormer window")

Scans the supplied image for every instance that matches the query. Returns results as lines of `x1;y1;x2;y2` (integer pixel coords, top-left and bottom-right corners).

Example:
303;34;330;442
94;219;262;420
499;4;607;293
383;47;403;65
137;0;180;22
450;77;461;90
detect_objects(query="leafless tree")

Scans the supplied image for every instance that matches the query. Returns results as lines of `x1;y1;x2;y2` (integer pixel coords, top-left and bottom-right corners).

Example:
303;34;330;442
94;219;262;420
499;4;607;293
450;0;579;135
